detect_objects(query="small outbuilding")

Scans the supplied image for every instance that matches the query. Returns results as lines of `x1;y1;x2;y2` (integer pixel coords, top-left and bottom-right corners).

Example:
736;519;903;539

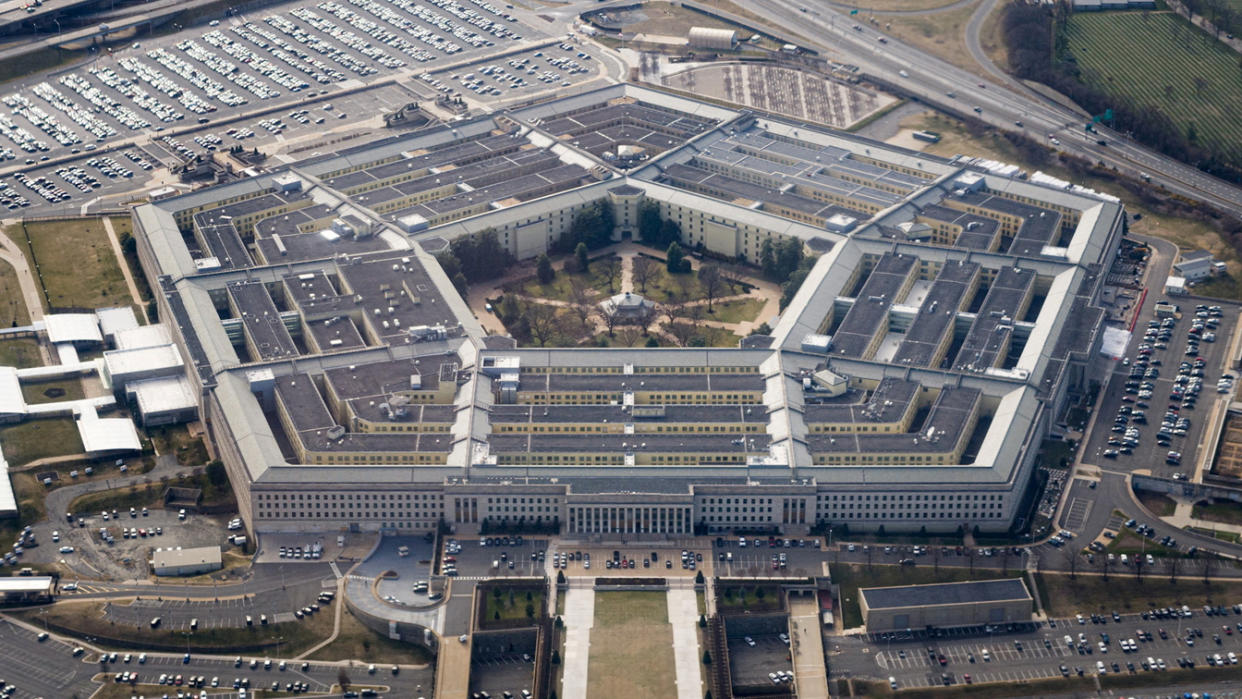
859;578;1033;632
0;576;55;602
151;546;222;577
687;26;738;50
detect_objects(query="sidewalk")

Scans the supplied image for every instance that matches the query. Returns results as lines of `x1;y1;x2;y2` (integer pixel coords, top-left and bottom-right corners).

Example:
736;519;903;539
788;597;830;699
560;583;596;699
667;587;704;699
1164;499;1242;537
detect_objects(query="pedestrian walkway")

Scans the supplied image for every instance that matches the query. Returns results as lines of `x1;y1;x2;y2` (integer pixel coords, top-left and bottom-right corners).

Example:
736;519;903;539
560;586;596;699
788;597;829;699
666;587;704;699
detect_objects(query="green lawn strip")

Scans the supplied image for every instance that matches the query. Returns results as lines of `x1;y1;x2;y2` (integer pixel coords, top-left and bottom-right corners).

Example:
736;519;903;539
0;418;84;466
0;338;41;368
1192;501;1242;526
586;591;676;697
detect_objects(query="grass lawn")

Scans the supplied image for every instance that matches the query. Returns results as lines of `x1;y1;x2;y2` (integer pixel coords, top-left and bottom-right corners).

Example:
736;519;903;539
1106;529;1179;557
1034;571;1242;616
878;0;988;78
703;297;765;324
1064;12;1242;163
307;607;433;665
1189;526;1241;544
0;338;42;368
1138;491;1177;517
1193;500;1242;526
832;564;1027;629
479;586;544;628
5;218;129;310
148;425;209;466
1037;439;1076;470
0;418;84;466
15;600;332;654
716;584;782;614
587;591;676;698
641;264;710;304
20;377;85;405
665;321;742;348
505;258;621;302
0;257;30;327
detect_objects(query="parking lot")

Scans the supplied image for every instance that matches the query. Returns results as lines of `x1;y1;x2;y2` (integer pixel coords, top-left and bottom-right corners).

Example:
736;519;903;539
860;607;1242;690
727;629;793;690
469;629;536;699
0;0;565;211
0;619;99;699
427;38;603;104
20;506;236;581
101;573;331;631
1085;299;1239;482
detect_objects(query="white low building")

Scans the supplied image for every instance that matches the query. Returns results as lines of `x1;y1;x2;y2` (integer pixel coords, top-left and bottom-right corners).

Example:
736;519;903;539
151;546;222;576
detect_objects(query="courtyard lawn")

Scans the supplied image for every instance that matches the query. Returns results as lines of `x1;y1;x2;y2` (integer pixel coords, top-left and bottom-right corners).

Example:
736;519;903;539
5;218;129;310
587;591;676;697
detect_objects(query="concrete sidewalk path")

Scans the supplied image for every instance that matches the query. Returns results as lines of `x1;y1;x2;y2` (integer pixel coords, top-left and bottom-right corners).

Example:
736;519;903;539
667;587;704;699
561;585;596;699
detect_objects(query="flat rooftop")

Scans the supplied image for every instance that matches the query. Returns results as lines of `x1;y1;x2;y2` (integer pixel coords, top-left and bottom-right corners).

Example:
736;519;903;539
954;266;1036;373
227;281;299;360
862;578;1031;610
892;260;979;367
832;253;917;358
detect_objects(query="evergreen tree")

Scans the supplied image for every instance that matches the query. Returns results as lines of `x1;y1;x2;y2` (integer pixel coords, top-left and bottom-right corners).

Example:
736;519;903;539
536;253;555;285
666;242;685;274
575;242;590;273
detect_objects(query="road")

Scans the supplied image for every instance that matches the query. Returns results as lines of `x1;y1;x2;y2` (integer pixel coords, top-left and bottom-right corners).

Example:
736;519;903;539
751;0;1242;216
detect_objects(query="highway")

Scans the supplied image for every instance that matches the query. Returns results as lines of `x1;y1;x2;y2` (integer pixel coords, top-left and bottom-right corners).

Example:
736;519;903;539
749;0;1242;216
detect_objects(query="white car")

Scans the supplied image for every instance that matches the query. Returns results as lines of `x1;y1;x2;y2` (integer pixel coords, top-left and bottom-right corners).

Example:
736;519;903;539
58;545;74;554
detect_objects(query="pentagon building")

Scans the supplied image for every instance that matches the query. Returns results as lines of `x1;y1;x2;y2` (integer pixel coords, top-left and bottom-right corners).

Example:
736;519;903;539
132;84;1122;536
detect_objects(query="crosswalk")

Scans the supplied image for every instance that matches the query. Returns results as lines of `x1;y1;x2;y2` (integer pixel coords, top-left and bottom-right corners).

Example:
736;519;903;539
329;561;342;579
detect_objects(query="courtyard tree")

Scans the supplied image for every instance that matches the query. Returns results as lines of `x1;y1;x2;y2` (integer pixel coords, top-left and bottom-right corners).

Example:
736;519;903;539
595;303;622;338
575;242;590;274
602;256;622;294
536;253;555;285
632;256;656;293
699;263;725;312
526;304;560;347
666;242;686;274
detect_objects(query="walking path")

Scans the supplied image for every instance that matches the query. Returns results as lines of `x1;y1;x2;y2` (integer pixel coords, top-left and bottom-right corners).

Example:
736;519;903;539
788;596;830;699
560;583;596;699
666;586;704;699
0;221;45;322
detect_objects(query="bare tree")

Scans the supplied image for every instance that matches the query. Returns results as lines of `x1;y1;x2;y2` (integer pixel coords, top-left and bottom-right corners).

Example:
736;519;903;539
1193;75;1209;96
567;280;597;333
966;547;976;574
1167;556;1180;584
632;256;656;294
1134;557;1145;582
1000;547;1011;575
1202;553;1216;585
666;319;697;347
616;325;643;347
1065;549;1078;580
525;303;559;347
595;304;622;338
720;265;747;296
699;263;725;312
602;256;623;294
1100;553;1111;581
932;546;941;574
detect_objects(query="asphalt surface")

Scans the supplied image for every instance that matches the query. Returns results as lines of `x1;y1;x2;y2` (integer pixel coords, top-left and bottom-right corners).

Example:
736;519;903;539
834;607;1242;690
